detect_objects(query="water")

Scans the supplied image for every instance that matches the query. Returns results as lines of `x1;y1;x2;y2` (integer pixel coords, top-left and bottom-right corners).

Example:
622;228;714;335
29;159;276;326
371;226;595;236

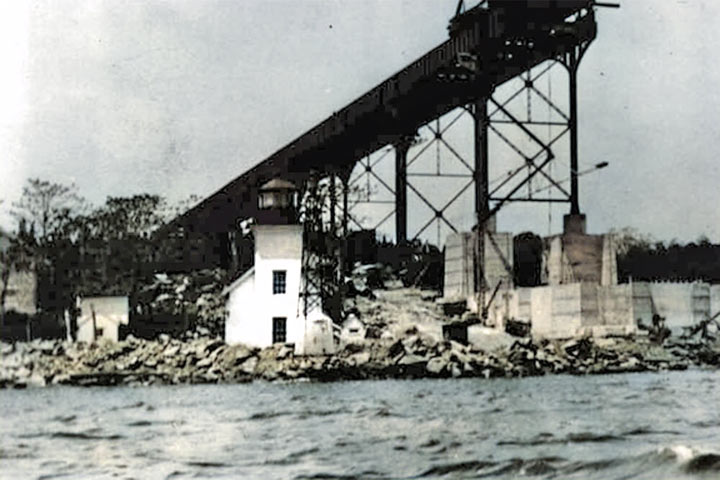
2;369;720;480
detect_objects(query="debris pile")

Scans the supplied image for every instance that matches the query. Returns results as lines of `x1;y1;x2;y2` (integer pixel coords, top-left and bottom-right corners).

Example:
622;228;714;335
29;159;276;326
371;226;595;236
350;287;446;342
343;263;396;299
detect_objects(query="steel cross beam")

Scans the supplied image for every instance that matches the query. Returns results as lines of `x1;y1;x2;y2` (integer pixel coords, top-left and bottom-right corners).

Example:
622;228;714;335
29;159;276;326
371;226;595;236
403;112;478;244
346;107;479;245
485;59;577;206
345;57;588;248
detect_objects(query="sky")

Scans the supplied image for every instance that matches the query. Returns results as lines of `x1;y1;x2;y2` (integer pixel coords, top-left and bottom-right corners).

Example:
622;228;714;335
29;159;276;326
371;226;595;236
0;0;718;244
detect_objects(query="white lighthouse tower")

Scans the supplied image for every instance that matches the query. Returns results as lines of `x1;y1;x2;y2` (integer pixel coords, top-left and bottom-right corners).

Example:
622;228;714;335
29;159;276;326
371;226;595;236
224;179;335;355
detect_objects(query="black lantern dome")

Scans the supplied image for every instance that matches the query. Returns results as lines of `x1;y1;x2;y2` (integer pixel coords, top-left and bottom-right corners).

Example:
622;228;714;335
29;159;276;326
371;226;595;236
256;178;299;225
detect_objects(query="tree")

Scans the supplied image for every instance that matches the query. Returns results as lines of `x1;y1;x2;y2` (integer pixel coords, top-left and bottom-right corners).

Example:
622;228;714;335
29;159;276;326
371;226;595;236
0;220;35;325
80;194;169;241
609;227;653;256
11;178;85;246
164;193;201;223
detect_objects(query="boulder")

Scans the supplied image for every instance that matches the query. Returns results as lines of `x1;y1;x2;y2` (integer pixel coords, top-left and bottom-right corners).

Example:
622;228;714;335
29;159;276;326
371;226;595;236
468;326;515;352
196;357;213;368
163;345;180;357
28;373;47;387
238;356;258;375
347;351;371;367
562;338;593;359
277;345;294;360
398;353;428;367
426;357;447;375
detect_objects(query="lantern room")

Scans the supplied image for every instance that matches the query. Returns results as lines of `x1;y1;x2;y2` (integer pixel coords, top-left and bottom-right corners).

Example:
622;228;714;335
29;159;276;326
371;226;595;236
256;178;299;225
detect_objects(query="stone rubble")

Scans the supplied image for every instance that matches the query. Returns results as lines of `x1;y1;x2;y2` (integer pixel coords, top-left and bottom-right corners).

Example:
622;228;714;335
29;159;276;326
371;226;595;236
1;331;718;389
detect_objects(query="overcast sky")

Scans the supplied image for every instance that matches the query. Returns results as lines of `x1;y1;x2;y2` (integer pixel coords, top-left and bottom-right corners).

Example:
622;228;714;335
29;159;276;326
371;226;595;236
0;0;718;243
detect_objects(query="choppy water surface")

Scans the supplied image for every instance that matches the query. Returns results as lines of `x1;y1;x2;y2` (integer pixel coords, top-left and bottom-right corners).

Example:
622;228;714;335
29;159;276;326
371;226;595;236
2;369;720;479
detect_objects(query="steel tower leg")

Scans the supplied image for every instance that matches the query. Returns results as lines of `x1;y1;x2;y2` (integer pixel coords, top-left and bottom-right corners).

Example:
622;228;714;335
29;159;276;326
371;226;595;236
474;97;490;319
395;137;411;244
342;176;349;238
561;42;592;234
474;98;490;227
329;172;337;235
569;66;580;215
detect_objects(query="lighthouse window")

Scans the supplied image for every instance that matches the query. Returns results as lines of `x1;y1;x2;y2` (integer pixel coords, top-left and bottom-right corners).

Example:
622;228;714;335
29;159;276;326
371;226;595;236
272;317;287;343
273;270;287;294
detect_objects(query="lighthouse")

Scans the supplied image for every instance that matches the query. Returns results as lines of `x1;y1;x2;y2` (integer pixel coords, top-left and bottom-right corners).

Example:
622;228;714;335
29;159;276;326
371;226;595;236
224;179;304;349
224;178;335;355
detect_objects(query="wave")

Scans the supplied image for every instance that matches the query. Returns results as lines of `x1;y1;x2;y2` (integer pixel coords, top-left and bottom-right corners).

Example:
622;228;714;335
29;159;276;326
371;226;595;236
685;453;720;473
294;475;369;480
50;431;124;441
265;447;320;466
18;430;124;441
418;460;497;477
109;401;146;411
126;420;153;427
497;431;621;446
623;426;681;436
412;445;720;479
51;415;77;424
246;407;348;421
184;460;229;468
246;410;294;421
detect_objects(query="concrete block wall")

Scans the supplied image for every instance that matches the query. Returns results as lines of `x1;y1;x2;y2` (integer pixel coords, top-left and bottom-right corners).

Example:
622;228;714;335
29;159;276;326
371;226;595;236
443;232;474;301
485;231;514;292
712;285;720;318
542;233;617;287
579;282;600;327
632;281;715;334
443;230;514;304
601;235;618;286
518;283;637;340
580;284;637;337
529;285;565;339
597;284;633;327
486;287;515;329
692;283;711;325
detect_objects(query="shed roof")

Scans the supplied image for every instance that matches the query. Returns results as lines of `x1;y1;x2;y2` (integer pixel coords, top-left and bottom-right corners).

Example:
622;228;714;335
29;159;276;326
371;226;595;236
222;266;255;296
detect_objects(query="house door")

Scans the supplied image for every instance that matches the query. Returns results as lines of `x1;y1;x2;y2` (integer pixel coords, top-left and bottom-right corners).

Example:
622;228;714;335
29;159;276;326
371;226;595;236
272;317;287;344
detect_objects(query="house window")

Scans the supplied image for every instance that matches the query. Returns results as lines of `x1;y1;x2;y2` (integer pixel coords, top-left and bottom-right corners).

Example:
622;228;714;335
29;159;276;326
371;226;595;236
272;270;286;294
272;317;287;344
95;327;104;338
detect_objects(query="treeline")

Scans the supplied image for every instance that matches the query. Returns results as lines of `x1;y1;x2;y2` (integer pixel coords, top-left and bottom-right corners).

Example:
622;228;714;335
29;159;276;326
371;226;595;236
1;178;243;339
512;230;720;286
617;240;720;283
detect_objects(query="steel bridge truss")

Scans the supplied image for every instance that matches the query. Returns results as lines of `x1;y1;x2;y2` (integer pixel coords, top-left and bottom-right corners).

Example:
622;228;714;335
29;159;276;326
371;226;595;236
341;43;591;246
298;29;594;318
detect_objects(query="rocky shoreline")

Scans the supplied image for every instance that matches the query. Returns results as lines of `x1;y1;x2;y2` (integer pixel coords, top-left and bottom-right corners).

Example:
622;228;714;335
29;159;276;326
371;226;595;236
2;332;719;389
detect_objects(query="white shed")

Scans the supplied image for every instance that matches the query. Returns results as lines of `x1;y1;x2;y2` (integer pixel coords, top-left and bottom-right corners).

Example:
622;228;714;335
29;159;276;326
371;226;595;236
77;296;129;342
